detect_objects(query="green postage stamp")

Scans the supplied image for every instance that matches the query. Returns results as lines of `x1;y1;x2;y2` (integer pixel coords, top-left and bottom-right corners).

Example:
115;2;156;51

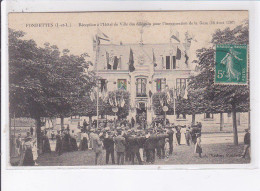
215;44;248;85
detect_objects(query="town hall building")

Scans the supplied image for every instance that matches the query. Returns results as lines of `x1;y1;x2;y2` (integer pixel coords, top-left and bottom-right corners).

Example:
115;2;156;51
94;33;193;125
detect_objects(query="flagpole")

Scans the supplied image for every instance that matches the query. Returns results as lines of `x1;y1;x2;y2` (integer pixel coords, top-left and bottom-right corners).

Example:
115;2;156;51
173;86;176;123
95;31;99;129
174;98;176;116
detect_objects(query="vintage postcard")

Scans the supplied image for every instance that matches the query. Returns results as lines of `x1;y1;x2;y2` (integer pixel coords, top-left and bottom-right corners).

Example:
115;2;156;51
8;11;250;167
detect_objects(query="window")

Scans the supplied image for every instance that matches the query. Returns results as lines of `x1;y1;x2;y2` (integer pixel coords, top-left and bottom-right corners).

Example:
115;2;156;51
204;113;213;119
156;78;166;92
136;78;147;97
106;51;120;70
165;56;176;70
117;79;127;90
176;78;187;97
166;56;171;69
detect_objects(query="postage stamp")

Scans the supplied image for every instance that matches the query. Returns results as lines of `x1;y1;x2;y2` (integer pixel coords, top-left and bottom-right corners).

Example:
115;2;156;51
215;44;248;85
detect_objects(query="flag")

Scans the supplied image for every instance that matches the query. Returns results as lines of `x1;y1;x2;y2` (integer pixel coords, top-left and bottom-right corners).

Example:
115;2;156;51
114;97;117;107
180;86;184;98
121;97;125;107
159;96;164;107
93;37;97;51
176;46;181;60
129;48;135;72
100;80;106;92
173;86;178;99
97;28;110;42
118;57;121;69
187;37;192;44
185;52;189;65
117;97;121;106
183;87;188;99
106;51;111;69
152;49;157;67
113;56;119;70
103;91;108;101
90;92;95;101
161;57;164;68
166;91;171;104
109;98;114;106
170;32;180;43
149;90;153;98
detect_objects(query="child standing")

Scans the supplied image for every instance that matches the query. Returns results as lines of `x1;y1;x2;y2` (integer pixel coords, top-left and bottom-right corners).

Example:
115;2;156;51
194;134;202;158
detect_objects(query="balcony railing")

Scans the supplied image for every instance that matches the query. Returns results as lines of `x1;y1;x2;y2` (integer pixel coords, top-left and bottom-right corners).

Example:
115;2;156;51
136;93;147;97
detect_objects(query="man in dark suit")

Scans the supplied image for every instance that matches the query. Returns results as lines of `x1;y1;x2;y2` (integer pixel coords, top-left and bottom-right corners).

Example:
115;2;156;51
156;131;166;159
144;131;156;164
167;127;174;155
242;129;250;158
131;117;135;128
114;130;126;165
83;119;88;132
128;134;142;165
123;131;131;162
175;127;181;145
103;132;115;165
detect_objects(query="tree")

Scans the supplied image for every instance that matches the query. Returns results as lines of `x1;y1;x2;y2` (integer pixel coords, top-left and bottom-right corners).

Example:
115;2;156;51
152;91;175;116
188;21;249;145
48;48;96;128
9;29;56;152
9;29;96;152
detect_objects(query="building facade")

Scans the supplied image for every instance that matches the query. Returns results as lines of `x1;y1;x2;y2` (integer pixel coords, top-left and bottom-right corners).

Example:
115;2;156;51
94;37;193;124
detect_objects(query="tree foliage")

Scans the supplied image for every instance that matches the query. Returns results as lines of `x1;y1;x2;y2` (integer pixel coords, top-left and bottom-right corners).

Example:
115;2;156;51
105;90;130;119
152;91;174;115
187;21;249;144
9;29;96;120
189;21;249;113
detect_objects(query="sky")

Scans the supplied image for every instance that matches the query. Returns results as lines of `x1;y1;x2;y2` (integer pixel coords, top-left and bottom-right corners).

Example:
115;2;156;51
9;11;248;68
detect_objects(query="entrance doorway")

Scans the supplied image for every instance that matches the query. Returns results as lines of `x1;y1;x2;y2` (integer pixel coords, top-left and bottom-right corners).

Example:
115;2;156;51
136;102;147;128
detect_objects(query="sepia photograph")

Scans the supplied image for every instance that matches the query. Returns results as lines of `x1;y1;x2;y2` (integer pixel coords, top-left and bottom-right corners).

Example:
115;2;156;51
8;11;250;167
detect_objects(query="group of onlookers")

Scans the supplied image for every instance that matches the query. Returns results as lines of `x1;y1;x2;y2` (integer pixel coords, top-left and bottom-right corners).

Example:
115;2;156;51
14;120;251;166
56;122;204;165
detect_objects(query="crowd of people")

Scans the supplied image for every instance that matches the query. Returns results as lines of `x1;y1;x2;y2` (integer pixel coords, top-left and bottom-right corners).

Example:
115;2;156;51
14;118;250;166
52;119;203;165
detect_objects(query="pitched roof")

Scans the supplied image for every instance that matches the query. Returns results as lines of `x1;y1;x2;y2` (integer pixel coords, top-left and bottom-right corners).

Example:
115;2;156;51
96;42;189;70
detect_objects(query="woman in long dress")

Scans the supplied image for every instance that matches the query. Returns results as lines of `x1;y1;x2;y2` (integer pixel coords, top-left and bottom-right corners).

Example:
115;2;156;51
80;131;89;151
32;137;38;165
180;127;186;145
22;137;35;166
55;131;63;155
42;132;51;153
70;131;78;151
62;130;71;152
185;126;192;146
